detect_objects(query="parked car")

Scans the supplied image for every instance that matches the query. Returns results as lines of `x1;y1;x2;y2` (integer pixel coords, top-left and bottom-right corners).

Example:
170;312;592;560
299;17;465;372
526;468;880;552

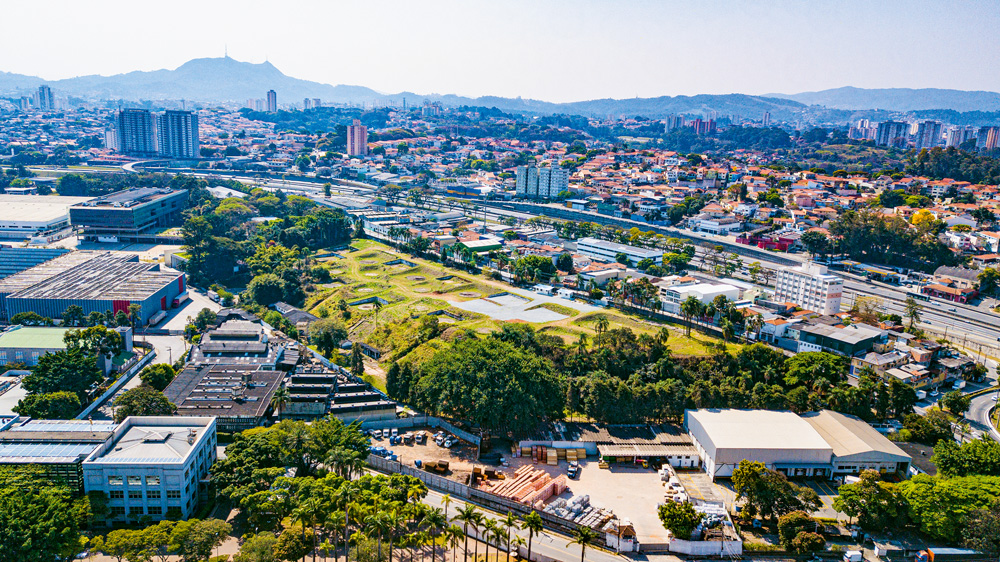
372;430;382;439
391;428;399;437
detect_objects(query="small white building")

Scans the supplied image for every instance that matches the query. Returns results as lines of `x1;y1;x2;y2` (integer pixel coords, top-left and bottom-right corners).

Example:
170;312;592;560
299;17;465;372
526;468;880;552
576;237;663;266
83;416;217;522
773;262;843;315
658;282;741;315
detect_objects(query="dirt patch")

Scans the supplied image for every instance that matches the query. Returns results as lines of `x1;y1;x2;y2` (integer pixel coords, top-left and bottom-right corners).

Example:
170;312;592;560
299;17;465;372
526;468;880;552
407;275;426;281
476;327;493;334
413;288;430;293
359;259;377;264
358;304;375;311
371;427;489;484
459;291;480;298
365;273;380;277
357;287;374;293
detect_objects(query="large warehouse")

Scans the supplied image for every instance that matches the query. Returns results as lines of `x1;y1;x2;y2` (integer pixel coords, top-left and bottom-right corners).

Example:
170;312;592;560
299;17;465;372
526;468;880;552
685;409;911;480
0;194;94;239
0;251;185;325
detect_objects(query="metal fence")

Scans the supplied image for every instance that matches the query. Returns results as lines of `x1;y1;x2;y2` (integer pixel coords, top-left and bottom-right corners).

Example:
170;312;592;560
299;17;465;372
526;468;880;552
76;350;156;420
368;454;470;497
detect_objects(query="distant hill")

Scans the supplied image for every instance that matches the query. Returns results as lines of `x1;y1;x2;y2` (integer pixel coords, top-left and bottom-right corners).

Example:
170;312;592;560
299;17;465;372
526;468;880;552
3;58;1000;120
767;86;1000;112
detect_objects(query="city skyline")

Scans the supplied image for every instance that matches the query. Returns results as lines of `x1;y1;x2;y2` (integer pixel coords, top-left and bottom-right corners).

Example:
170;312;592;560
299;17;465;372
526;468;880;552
3;0;1000;103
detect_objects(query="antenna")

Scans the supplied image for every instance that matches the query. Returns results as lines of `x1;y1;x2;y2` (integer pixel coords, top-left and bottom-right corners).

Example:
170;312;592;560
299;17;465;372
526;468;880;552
225;44;228;58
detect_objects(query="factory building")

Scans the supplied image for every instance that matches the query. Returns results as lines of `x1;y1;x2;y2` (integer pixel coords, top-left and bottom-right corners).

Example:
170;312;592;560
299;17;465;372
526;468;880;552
281;365;396;422
69;188;187;243
685;409;911;480
0;251;185;325
0;246;70;279
164;364;284;432
83;416;217;521
0;417;119;494
0;195;94;239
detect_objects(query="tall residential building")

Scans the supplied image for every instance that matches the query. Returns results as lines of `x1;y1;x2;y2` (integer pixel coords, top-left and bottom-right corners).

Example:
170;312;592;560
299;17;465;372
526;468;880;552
946;126;978;148
109;109;158;156
303;98;312;110
515;165;568;199
762;112;771;127
664;114;685;132
156;110;199;159
913;120;942;150
266;90;277;112
774;263;843;315
34;85;54;111
978;126;1000;150
875;121;908;147
690;118;717;135
346;119;368;156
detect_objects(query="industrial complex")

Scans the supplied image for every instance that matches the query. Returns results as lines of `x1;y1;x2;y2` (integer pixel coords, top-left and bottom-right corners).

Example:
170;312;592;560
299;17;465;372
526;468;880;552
0;251;185;324
0;194;94;239
69;187;187;242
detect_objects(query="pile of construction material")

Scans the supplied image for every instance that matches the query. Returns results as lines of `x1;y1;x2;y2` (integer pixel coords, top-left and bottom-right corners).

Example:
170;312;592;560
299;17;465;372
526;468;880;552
517;445;588;464
659;466;689;503
481;465;568;505
543;494;613;529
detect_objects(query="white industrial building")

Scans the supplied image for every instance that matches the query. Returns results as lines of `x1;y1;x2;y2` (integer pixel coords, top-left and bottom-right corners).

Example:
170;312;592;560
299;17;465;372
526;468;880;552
576;237;663;266
83;416;217;522
685;409;911;481
657;281;741;315
773;263;843;315
0;195;94;239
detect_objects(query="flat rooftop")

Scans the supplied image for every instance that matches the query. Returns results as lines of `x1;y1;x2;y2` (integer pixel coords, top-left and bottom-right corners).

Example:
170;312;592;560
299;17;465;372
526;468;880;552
165;364;283;419
0;251;181;301
72;187;181;208
85;417;214;465
0;326;70;349
687;409;832;451
0;195;93;223
578;237;662;257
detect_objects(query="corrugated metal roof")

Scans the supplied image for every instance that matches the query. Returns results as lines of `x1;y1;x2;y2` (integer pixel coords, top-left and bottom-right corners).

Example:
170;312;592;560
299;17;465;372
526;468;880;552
801;410;910;461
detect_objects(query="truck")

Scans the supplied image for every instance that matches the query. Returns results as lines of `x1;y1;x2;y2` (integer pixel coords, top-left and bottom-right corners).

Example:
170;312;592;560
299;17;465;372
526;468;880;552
207;290;220;303
842;551;862;562
423;460;449;474
915;390;927;400
172;292;190;308
918;547;992;561
148;310;168;326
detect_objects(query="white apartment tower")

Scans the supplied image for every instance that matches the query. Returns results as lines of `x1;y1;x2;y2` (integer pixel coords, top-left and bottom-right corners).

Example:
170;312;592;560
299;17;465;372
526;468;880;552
156;110;200;159
914;121;942;150
774;263;843;315
515;165;568;199
109;109;158;157
266;90;277;112
346;119;368;156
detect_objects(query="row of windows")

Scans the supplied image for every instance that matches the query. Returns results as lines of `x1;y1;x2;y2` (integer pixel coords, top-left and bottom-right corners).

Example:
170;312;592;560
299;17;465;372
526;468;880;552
109;505;164;517
108;475;160;486
109;489;176;499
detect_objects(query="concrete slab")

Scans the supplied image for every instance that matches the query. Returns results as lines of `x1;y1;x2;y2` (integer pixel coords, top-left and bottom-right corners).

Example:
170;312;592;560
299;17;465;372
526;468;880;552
451;287;599;323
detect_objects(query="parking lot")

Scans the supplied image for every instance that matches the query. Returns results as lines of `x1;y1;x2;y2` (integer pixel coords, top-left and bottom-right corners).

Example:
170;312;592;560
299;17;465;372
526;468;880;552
800;479;843;520
370;427;483;483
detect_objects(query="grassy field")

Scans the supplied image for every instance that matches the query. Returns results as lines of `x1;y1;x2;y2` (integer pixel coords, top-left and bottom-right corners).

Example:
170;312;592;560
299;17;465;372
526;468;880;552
308;239;732;367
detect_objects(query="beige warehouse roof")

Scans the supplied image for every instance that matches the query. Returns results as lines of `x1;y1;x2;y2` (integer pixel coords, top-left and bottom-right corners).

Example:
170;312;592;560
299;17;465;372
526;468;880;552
687;409;832;451
801;410;910;462
0;194;94;223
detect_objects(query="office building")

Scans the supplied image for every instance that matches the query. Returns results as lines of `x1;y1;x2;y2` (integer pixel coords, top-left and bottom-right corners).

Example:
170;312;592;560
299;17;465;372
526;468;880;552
346;119;368;156
188;320;285;369
515;165;569;199
913;121;942;150
876;121;908;147
35;85;54;111
773;262;843;314
0;251;185;325
164;364;284;432
266;90;277;112
657;281;740;315
155;110;199;159
108;109;158;156
685;409;910;481
576;237;663;266
69;187;187;241
0;417;119;494
83;416;217;521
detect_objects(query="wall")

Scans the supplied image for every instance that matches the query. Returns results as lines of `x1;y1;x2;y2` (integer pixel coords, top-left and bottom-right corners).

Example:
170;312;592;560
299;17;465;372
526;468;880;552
361;414;482;446
668;538;743;556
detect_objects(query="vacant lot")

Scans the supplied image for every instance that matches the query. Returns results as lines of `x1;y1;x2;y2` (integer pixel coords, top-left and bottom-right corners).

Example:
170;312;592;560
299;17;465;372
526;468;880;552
372;427;484;483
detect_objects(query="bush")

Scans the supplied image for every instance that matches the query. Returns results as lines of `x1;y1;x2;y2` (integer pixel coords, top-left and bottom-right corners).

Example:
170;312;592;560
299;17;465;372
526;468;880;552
777;511;815;547
789;531;825;554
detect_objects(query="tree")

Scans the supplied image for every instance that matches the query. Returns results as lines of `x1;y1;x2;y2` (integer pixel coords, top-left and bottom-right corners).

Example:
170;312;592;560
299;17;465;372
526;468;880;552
898;474;1000;541
275;528;312;562
235;532;279;562
657;501;702;539
777;511;816;547
521;511;543;562
13;391;81;419
169;519;232;562
22;348;103;400
350;343;365;379
933;438;1000;477
0;485;83;562
788;532;825;554
101;529;145;562
556;253;574;273
139;364;177;391
246;274;286;307
420;508;447;562
748;261;764;284
904;296;922;331
680;295;703;337
113;387;177;422
965;499;1000;558
940;391;971;416
566;526;598;562
62;304;85;327
732;460;818;523
978;268;1000;295
833;469;909;530
800;231;830;258
409;337;564;436
64;325;123;358
310;319;347;358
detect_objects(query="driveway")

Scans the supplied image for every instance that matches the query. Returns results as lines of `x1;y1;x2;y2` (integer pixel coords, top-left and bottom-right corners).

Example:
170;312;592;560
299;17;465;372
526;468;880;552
161;289;222;331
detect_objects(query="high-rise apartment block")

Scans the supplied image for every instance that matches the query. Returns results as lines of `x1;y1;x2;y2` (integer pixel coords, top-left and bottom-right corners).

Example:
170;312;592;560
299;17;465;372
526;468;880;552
34;86;54;111
762;112;771;127
774;263;843;315
978;126;1000;151
156;110;200;159
108;109;158;157
946;126;978;148
515;165;569;199
266;90;277;112
913;120;942;150
664;114;685;132
876;121;908;147
346;119;369;156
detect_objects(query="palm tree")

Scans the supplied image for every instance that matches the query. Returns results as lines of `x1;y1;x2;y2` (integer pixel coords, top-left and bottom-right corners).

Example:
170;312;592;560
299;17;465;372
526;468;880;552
501;513;520;562
482;519;500;561
680;295;702;337
574;333;588;356
323;510;346;562
444;525;464;562
469;511;485;562
567;527;599;562
441;494;452;520
374;300;383;327
421;508;448;562
386;507;406;562
594;315;609;337
271;386;290;417
508;536;525;562
454;505;479;562
520;511;543;562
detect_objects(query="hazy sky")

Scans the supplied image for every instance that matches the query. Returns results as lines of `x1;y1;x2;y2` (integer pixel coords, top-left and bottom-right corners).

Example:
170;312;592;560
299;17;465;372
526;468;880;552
3;0;1000;102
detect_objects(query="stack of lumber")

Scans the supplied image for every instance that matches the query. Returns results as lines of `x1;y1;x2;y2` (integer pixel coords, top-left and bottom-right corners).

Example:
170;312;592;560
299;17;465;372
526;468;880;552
525;474;568;505
483;465;566;504
546;448;558;466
